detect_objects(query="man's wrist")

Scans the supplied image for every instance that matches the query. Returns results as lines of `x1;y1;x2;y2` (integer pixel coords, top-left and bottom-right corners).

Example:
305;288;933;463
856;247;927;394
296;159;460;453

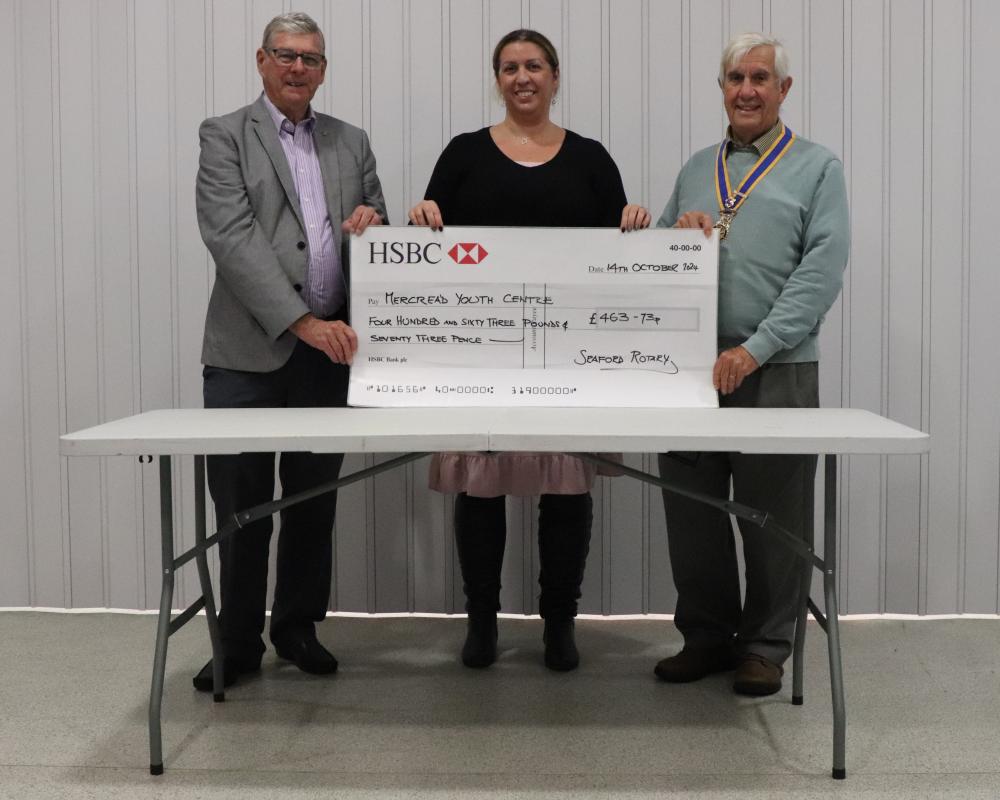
289;312;316;337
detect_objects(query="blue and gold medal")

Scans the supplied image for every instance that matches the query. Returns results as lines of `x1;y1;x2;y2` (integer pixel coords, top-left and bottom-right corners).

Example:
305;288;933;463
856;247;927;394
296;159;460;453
714;123;795;240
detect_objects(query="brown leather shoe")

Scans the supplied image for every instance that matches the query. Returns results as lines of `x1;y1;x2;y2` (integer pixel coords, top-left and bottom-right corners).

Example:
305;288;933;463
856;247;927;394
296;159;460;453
654;645;738;683
733;653;783;696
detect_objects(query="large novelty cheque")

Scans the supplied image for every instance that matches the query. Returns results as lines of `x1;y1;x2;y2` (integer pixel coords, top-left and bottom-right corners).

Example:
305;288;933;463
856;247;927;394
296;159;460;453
348;226;719;408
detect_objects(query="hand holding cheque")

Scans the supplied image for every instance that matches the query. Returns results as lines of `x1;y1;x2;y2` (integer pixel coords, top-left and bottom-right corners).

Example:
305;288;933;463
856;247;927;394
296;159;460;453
408;199;651;234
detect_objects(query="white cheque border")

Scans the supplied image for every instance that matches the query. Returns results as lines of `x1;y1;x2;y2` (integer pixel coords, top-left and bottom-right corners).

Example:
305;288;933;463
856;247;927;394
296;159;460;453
348;226;719;408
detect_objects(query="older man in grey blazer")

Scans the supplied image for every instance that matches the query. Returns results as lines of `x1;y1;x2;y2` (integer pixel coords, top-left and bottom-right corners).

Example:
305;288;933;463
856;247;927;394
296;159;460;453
193;11;387;692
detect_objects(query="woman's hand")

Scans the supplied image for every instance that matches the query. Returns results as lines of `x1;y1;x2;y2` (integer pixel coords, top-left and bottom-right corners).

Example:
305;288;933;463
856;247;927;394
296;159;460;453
408;200;444;230
620;204;652;232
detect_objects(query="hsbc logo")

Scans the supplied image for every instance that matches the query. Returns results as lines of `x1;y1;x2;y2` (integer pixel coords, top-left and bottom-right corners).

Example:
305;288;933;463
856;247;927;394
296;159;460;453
448;242;489;265
367;240;489;266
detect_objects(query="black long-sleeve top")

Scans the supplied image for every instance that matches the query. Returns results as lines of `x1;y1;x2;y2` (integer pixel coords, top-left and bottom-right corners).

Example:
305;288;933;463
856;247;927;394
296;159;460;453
423;127;627;227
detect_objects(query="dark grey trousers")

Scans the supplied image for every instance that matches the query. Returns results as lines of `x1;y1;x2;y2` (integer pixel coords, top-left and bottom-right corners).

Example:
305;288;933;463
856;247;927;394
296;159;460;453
203;339;348;661
658;361;818;666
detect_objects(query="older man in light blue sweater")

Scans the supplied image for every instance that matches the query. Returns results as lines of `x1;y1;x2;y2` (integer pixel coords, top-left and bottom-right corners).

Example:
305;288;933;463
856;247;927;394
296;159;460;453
653;33;849;696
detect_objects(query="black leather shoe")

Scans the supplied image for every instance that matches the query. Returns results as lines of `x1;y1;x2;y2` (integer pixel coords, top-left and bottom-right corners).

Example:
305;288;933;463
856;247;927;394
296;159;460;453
192;655;261;693
461;613;498;668
543;618;579;672
274;635;339;675
653;645;738;683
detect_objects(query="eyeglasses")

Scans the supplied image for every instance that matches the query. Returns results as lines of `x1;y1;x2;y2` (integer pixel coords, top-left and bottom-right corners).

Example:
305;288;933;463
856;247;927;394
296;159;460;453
267;48;326;69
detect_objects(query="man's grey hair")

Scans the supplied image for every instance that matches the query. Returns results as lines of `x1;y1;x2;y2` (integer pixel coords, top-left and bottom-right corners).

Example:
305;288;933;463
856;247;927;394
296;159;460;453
719;32;789;84
262;12;325;52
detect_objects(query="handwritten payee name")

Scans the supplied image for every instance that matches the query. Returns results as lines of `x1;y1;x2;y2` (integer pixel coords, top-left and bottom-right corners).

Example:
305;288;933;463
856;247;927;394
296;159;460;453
383;291;553;305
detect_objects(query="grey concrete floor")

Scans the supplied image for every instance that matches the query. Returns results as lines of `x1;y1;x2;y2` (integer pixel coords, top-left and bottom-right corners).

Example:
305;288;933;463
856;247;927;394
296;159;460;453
0;612;998;799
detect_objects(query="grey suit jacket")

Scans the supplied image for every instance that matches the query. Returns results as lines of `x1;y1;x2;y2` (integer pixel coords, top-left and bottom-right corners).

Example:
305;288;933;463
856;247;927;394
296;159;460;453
196;96;388;372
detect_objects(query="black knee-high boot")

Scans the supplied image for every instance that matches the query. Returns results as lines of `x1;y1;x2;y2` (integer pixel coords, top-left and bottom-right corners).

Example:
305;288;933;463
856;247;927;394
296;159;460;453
537;492;593;671
454;493;507;667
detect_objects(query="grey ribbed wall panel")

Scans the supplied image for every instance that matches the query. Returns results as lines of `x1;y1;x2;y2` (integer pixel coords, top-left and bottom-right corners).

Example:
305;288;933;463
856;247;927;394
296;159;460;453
2;0;996;615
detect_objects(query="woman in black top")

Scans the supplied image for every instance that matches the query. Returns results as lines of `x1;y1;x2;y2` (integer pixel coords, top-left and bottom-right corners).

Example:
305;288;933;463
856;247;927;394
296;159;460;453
415;124;629;228
410;29;649;672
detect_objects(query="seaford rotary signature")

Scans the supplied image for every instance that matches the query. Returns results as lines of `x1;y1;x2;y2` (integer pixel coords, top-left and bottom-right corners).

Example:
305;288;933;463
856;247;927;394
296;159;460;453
348;226;720;409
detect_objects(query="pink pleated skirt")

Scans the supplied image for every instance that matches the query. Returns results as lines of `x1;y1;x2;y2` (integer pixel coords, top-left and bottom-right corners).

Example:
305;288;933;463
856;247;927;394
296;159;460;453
428;452;623;498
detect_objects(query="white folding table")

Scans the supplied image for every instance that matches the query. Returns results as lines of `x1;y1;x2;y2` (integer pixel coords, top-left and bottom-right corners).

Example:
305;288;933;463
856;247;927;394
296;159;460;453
60;406;929;779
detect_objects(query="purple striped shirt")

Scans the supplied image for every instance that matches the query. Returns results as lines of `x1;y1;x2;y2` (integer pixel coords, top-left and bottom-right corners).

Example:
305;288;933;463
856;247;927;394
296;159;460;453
262;93;343;318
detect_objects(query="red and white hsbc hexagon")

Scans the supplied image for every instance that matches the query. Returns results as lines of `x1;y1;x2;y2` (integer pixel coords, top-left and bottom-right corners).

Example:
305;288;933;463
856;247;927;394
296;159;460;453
448;242;489;265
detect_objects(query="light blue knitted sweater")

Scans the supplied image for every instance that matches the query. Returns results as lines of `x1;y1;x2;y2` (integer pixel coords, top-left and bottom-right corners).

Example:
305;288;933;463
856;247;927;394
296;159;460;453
656;128;849;365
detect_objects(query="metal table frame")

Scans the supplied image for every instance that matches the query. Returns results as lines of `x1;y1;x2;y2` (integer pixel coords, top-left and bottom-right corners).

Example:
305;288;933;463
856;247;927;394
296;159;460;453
60;406;929;779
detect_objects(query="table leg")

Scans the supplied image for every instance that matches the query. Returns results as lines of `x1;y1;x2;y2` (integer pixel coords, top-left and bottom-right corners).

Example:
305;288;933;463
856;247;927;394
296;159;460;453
791;550;812;706
824;453;847;779
149;456;175;776
143;451;432;774
580;450;843;778
193;455;225;701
